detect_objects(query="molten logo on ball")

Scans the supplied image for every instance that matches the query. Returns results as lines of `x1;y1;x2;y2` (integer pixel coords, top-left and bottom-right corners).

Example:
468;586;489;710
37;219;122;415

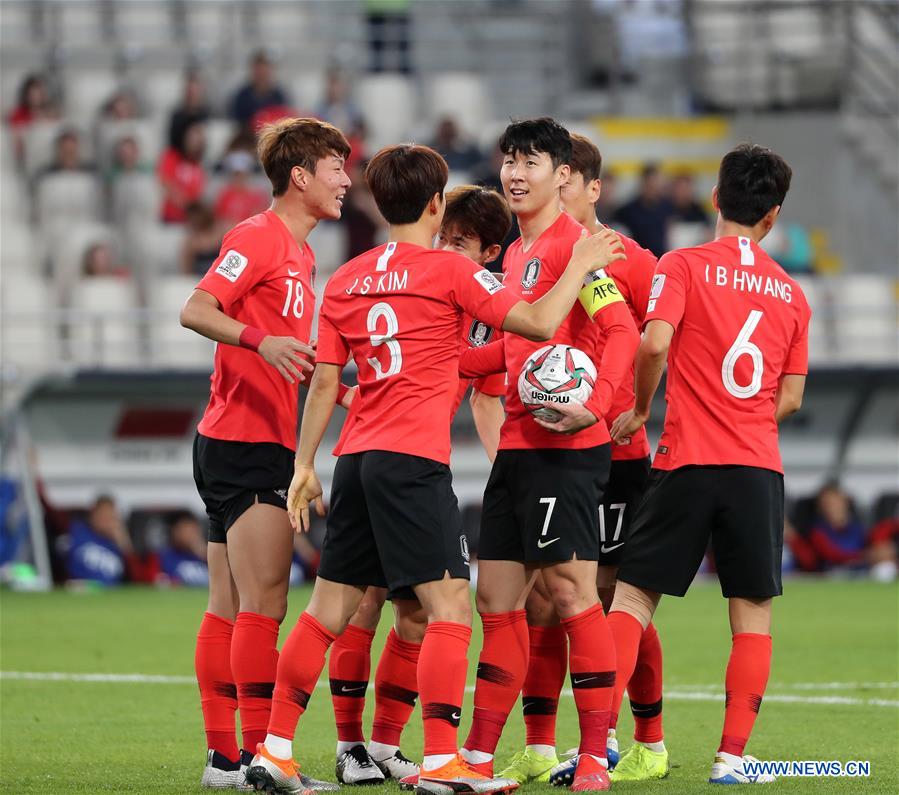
518;344;597;423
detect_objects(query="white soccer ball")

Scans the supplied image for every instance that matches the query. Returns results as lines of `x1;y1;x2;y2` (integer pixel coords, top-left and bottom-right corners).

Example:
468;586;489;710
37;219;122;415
518;344;597;423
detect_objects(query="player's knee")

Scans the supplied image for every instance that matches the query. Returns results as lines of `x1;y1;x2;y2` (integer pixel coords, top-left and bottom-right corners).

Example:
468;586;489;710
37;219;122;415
351;593;385;631
609;582;658;627
395;609;427;643
524;586;557;625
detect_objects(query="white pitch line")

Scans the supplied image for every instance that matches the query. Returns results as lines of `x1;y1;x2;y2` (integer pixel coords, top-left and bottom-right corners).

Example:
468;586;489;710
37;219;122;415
2;672;896;708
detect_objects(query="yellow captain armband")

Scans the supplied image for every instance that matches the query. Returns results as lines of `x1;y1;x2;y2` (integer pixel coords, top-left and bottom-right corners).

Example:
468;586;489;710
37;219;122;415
579;274;625;317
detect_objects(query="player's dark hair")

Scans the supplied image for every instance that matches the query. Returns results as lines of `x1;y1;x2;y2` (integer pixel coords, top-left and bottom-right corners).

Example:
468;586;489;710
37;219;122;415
717;143;792;226
568;133;602;183
499;117;571;170
257;117;351;197
442;185;512;251
365;144;449;224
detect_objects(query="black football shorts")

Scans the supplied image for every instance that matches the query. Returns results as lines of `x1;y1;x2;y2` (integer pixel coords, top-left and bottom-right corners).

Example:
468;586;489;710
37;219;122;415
192;433;294;543
479;445;611;563
317;451;470;600
598;456;652;566
617;465;785;598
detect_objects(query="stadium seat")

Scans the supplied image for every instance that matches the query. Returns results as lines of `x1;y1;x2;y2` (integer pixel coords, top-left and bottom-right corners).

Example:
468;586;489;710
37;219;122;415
136;71;185;120
51;0;106;46
147;275;215;369
21;120;67;179
0;171;29;225
113;2;176;43
831;274;899;365
130;223;187;280
64;69;120;125
1;220;39;273
0;270;58;373
69;276;141;368
110;172;162;229
793;275;831;366
356;74;418;151
307;221;347;280
203;118;238;168
36;172;102;228
96;119;164;170
425;72;489;138
47;221;117;300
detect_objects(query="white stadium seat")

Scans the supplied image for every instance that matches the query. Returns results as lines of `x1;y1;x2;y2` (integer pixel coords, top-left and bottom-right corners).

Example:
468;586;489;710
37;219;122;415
307;221;347;280
147;275;215;369
64;70;120;125
47;221;117;300
356;74;418;151
831;274;899;365
110;172;162;229
0;270;58;373
69;276;141;368
21;120;67;179
425;72;489;138
113;3;176;43
36;172;102;226
96;119;164;169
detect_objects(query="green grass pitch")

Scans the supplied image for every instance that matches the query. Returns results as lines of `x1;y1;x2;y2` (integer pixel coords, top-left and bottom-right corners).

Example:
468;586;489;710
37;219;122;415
1;579;896;793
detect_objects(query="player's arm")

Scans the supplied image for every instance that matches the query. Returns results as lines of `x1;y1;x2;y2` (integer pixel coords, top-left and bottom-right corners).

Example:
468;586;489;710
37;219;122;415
470;381;505;463
502;228;625;341
288;362;342;533
775;373;805;422
610;319;673;443
459;338;506;378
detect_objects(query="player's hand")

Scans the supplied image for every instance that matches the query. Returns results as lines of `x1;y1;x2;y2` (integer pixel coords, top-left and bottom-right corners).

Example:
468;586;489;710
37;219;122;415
569;228;626;276
258;336;316;384
340;385;358;410
287;465;325;533
534;402;598;434
611;408;648;444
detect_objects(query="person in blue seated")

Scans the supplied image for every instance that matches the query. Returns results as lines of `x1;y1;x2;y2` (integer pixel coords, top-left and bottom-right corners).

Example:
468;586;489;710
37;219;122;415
808;482;868;572
159;511;210;587
66;495;138;585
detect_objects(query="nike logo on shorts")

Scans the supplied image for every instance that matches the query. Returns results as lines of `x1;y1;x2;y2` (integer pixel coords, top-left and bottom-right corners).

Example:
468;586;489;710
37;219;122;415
600;542;624;554
537;537;560;548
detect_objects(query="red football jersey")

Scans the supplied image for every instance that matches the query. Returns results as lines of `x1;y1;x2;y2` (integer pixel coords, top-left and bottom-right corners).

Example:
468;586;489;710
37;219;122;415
316;241;520;465
461;212;639;452
196;210;315;450
602;231;657;460
647;235;811;473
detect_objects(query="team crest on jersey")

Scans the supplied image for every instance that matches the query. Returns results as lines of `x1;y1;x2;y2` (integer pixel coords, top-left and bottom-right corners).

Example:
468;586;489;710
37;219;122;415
521;258;542;289
468;319;494;347
215;250;249;282
474;269;504;295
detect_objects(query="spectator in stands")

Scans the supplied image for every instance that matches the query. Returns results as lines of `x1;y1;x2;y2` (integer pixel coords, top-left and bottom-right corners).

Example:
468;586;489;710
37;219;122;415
230;50;291;131
158;511;209;587
428;116;482;171
157;119;207;223
214;128;259;173
101;88;141;121
670;172;710;225
81;241;131;279
868;512;898;582
181;201;222;276
7;73;60;162
213;151;269;226
315;67;363;134
594;170;619;224
42;128;93;175
65;495;146;585
108;135;151;178
341;160;387;260
613;162;673;257
169;70;211;151
808;481;868;571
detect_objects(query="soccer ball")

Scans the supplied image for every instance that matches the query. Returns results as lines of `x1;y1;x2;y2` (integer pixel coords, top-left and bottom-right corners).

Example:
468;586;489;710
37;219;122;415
518;344;597;423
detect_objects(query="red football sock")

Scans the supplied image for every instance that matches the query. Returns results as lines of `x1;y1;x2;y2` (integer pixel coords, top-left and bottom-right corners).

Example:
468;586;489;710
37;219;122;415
718;633;772;757
419;621;472;756
195;612;239;761
628;621;664;743
372;629;421;746
607;610;644;731
464;610;528;756
231;611;280;751
563;604;615;759
521;623;567;747
329;624;376;744
268;612;336;741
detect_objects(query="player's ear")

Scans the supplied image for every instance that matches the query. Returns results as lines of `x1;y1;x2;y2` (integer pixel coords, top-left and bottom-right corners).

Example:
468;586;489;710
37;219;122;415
760;205;781;237
556;163;571;188
590;178;602;204
483;243;502;264
292;166;308;190
711;185;719;211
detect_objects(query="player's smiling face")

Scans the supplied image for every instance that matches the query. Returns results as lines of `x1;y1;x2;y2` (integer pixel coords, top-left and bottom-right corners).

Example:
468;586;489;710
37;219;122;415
501;149;568;218
308;154;351;220
437;225;490;267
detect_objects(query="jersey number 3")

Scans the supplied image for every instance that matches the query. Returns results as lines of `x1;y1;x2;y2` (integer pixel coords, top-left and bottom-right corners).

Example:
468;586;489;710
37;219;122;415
367;302;402;378
722;310;764;399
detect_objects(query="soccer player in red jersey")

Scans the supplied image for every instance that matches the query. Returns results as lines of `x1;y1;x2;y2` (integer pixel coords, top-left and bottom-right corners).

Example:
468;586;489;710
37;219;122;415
323;186;512;786
245;143;625;795
455;119;640;793
181;117;352;790
513;134;668;785
608;144;809;785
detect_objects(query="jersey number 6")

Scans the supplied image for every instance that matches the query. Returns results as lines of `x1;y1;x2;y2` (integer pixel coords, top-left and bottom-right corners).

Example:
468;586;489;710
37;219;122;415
722;309;764;399
367;301;402;379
